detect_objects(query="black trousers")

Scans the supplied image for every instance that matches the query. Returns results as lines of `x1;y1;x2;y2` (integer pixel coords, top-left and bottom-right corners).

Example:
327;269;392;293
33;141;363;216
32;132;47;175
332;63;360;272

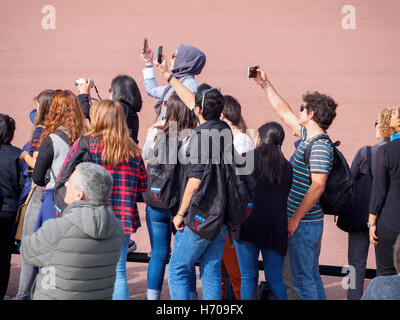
375;219;400;276
0;211;16;299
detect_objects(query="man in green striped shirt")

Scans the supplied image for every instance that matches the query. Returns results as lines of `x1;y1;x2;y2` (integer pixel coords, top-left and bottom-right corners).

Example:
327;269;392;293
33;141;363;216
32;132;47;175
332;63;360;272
252;65;337;300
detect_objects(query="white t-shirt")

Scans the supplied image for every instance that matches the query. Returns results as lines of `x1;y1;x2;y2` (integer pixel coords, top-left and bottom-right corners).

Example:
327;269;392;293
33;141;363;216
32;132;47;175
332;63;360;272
233;131;254;154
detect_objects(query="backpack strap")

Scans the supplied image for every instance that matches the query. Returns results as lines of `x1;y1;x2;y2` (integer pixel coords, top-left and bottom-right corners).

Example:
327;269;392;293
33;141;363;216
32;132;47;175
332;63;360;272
303;135;339;170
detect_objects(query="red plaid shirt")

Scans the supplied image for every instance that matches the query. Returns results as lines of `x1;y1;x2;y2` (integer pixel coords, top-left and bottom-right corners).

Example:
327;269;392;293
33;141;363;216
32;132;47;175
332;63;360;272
63;136;147;234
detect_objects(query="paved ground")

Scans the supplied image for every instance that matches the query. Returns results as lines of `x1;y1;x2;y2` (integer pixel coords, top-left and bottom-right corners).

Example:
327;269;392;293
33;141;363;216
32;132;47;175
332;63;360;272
2;0;399;299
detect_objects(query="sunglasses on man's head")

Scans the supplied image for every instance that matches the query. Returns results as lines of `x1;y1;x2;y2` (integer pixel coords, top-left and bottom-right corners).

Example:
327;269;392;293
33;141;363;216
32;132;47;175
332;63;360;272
201;87;221;110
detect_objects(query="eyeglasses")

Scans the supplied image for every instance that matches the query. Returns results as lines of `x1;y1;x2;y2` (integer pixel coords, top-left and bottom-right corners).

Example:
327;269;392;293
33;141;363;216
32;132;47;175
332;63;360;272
300;104;306;112
201;87;221;110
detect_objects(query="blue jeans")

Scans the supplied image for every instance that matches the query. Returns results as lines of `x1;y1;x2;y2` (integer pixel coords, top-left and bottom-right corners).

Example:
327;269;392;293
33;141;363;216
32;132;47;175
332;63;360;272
112;234;130;300
235;240;287;300
146;206;172;299
34;189;57;232
146;206;197;300
168;224;228;300
288;220;326;300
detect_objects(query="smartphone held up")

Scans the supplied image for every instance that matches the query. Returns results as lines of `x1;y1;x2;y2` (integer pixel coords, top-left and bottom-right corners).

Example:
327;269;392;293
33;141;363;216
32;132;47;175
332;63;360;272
248;66;257;78
143;37;148;53
157;45;163;64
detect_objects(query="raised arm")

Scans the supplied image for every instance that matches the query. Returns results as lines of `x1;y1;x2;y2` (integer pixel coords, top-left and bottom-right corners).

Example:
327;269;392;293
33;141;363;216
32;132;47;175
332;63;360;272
153;57;196;110
253;66;302;137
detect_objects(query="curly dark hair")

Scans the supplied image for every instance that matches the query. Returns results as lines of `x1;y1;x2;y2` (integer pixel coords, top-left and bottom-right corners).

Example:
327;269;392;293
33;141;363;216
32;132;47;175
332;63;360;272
303;91;337;131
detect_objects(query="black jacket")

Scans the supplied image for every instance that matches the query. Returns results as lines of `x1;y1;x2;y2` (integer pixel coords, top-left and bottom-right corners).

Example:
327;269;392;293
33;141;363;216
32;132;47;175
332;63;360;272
77;95;139;144
0;144;24;212
369;139;400;232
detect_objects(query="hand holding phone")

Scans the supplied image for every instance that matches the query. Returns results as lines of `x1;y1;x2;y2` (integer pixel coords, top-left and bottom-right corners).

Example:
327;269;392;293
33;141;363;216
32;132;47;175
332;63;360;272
156;45;163;64
143;37;148;53
248;66;257;78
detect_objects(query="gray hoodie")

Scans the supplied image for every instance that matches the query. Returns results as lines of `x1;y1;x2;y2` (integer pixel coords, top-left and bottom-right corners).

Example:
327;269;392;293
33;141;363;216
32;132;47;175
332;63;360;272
21;200;124;300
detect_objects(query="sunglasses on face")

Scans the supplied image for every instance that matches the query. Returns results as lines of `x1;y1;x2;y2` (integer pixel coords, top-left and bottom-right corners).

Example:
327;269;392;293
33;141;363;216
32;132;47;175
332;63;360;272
375;120;378;127
109;88;112;93
300;104;306;112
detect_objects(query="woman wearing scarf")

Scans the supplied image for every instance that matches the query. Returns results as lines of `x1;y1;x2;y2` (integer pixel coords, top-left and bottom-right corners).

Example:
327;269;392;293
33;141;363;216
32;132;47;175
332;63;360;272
141;42;206;122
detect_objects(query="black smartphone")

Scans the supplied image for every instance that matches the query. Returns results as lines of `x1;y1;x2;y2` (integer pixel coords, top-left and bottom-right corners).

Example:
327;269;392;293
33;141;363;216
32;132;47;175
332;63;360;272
248;66;257;78
143;37;148;53
157;45;163;64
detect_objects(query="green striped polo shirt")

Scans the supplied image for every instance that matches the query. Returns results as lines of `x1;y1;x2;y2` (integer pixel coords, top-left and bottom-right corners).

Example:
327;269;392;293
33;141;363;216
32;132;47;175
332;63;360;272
287;127;334;221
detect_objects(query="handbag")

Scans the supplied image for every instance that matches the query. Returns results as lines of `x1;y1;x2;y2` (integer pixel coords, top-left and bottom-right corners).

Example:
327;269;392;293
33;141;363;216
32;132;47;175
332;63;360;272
251;281;276;300
15;184;37;241
337;146;372;233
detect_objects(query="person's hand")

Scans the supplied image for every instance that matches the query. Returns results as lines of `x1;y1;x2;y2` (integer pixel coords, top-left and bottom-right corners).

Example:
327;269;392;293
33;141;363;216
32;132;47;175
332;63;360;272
369;225;378;246
154;55;172;81
77;78;91;95
141;45;154;67
19;151;28;163
288;216;300;238
173;214;184;231
253;65;270;87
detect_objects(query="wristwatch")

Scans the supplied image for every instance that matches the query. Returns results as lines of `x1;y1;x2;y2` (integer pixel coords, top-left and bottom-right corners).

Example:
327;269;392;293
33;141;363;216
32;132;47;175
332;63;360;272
367;222;376;228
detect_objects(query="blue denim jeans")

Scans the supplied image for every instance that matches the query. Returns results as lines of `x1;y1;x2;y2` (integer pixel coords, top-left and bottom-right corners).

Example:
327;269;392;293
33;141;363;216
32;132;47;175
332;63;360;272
146;206;197;300
235;240;287;300
146;206;171;299
168;224;228;300
288;220;326;300
112;234;130;300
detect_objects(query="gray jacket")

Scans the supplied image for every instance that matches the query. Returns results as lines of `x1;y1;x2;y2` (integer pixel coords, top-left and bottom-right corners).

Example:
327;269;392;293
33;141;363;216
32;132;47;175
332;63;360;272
21;200;124;300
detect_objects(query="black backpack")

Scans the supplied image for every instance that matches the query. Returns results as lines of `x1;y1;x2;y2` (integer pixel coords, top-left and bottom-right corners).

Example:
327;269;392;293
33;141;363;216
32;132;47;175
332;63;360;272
304;136;355;217
223;149;256;243
337;146;372;232
187;161;227;241
142;135;182;209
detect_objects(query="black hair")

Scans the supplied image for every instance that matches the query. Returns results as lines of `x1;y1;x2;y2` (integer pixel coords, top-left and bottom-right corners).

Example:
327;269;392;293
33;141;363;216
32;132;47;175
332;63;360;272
195;83;224;121
111;75;143;112
303;91;337;131
256;121;287;186
0;114;16;145
223;95;248;133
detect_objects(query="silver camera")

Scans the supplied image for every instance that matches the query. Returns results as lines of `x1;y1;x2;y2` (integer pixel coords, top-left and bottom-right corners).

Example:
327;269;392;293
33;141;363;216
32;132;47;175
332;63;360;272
75;78;94;87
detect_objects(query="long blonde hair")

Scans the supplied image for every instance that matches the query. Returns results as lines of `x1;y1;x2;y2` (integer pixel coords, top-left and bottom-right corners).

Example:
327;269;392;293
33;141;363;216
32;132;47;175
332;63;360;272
89;99;141;166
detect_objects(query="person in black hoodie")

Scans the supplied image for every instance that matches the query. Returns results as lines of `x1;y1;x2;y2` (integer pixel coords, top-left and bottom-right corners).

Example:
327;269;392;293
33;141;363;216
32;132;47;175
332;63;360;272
0;114;25;299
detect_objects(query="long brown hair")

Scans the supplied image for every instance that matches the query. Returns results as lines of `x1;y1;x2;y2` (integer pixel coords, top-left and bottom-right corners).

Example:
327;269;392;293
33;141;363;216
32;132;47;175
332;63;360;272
38;90;87;148
156;93;197;135
89;99;141;166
